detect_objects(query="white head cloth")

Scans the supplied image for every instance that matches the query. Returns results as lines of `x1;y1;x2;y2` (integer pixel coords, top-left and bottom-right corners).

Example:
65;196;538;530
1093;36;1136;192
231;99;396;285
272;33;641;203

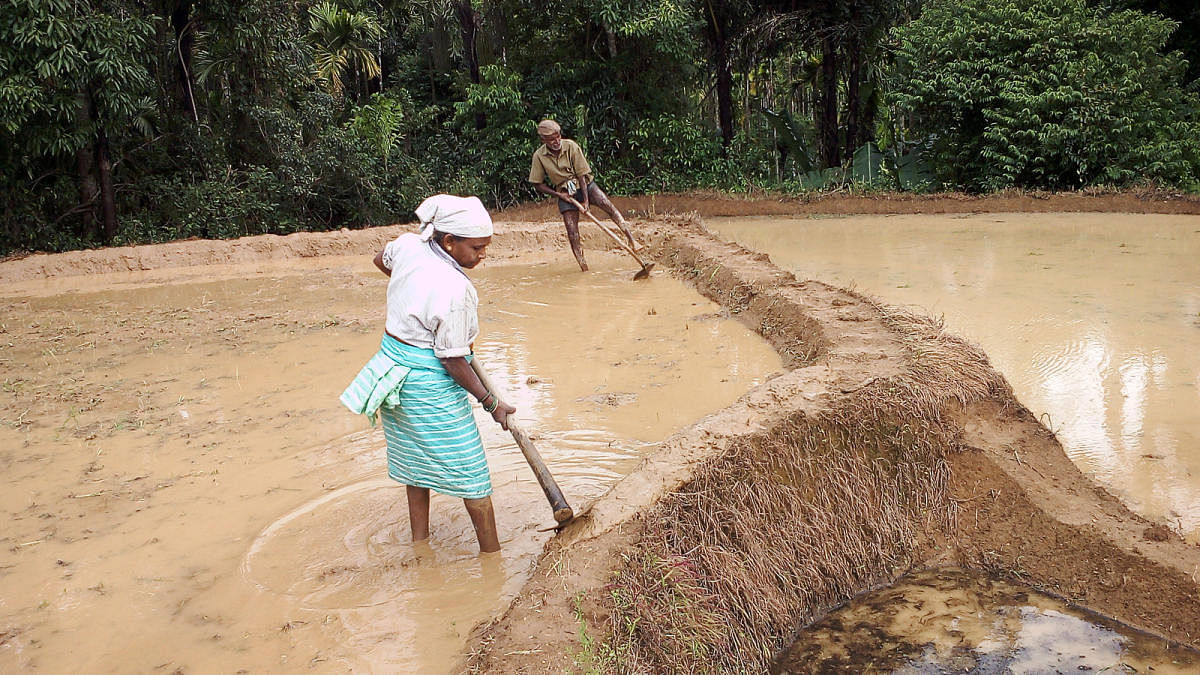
414;194;494;242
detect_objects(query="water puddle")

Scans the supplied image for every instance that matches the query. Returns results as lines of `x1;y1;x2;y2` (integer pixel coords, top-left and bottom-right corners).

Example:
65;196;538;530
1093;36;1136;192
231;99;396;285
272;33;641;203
0;252;782;672
710;213;1200;543
774;568;1199;673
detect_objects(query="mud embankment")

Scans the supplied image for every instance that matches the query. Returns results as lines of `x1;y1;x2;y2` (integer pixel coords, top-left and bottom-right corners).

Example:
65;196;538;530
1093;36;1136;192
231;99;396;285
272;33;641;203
8;190;1200;282
0;221;613;283
462;215;1200;673
495;189;1200;222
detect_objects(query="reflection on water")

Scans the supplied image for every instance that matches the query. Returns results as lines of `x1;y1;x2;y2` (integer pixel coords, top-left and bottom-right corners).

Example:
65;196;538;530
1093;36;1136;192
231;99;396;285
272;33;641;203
710;213;1200;542
773;568;1199;673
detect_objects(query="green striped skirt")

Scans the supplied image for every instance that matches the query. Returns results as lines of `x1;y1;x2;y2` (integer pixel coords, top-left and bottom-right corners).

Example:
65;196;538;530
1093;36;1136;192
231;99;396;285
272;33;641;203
343;336;491;499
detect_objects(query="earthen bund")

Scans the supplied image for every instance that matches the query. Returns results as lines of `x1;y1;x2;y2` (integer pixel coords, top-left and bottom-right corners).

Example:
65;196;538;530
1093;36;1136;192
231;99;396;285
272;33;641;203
4;208;1198;672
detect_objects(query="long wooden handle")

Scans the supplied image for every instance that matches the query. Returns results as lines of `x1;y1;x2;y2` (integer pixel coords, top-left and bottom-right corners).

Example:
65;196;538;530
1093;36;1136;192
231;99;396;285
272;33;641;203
564;195;650;267
470;357;573;523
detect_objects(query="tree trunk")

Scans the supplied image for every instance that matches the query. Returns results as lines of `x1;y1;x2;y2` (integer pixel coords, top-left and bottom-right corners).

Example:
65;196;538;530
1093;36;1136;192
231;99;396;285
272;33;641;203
96;127;117;242
819;35;839;169
78;88;102;240
171;0;198;121
483;4;509;63
845;38;861;164
455;0;485;129
859;82;878;151
76;146;99;239
457;0;481;84
604;26;617;59
430;20;452;74
716;41;734;147
703;0;734;148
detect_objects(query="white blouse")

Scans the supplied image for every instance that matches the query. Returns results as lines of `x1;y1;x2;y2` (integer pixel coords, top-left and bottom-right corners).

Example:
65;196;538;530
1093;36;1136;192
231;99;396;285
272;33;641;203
380;233;478;358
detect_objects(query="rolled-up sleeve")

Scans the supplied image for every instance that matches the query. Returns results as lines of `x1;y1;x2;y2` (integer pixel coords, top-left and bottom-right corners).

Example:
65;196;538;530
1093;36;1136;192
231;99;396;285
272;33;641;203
430;288;477;358
529;153;546;184
380;237;403;271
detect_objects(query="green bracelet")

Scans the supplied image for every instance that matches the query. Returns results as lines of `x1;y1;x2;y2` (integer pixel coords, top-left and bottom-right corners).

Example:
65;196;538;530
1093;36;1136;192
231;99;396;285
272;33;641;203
484;397;499;414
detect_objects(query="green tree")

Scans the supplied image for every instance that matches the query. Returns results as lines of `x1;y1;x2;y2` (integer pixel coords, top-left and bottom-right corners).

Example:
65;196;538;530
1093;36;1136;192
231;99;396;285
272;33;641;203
1094;0;1200;86
305;2;383;98
0;0;155;245
351;90;413;170
890;0;1200;190
450;64;532;204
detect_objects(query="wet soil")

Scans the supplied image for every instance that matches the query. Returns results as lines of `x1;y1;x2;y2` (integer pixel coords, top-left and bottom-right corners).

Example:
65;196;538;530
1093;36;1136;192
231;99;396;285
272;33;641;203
0;245;781;671
3;191;1199;673
773;567;1199;673
6;191;1200;283
708;212;1200;543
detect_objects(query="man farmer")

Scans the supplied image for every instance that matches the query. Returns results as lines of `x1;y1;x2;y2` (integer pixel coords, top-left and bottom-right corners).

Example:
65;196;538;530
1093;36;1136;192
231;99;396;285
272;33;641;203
528;119;637;272
341;194;516;554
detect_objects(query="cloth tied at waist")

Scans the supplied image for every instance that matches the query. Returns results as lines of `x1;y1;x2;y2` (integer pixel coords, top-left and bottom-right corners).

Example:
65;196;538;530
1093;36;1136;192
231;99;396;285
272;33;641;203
340;335;472;423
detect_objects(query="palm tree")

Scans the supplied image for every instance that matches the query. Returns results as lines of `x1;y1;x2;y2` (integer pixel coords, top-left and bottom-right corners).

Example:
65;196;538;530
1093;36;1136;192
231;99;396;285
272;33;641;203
305;2;383;98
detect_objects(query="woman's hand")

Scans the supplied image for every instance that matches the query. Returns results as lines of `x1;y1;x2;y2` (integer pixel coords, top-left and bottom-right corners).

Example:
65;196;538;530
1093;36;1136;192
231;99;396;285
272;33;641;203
492;400;516;430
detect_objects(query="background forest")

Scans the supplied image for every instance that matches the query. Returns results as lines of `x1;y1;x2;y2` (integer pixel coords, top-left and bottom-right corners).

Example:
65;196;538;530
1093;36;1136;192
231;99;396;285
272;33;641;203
2;0;1198;254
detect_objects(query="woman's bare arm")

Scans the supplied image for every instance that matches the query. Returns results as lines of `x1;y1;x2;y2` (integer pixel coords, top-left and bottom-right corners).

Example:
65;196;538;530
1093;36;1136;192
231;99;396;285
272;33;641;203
373;250;391;276
439;356;515;430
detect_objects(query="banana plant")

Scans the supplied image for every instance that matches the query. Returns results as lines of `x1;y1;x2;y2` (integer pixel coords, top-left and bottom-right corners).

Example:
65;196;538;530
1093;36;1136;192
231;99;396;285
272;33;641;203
852;141;883;183
881;136;939;191
761;107;816;174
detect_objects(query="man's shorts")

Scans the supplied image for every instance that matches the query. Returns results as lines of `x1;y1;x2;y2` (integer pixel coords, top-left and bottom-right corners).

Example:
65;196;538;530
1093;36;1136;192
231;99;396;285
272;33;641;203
557;182;603;213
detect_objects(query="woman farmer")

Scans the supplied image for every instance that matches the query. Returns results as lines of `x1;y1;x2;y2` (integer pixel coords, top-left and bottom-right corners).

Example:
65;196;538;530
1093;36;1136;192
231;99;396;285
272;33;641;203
341;194;515;554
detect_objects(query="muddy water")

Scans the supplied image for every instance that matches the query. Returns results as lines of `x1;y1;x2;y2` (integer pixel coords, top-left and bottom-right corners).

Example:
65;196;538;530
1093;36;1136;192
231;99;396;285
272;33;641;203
0;252;782;672
710;213;1200;542
773;568;1199;673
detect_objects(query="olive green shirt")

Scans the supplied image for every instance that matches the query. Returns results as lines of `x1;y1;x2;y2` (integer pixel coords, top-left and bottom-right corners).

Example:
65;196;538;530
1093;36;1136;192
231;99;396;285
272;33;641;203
528;138;593;189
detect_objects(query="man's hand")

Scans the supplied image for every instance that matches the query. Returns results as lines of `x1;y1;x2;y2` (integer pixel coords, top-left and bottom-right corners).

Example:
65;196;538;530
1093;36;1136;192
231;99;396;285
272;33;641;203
558;190;573;202
580;198;590;212
492;400;516;430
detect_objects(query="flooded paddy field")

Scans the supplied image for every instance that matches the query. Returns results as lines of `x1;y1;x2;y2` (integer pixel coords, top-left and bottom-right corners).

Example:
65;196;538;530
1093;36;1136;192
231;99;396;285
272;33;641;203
0;240;781;672
710;212;1200;543
707;212;1200;672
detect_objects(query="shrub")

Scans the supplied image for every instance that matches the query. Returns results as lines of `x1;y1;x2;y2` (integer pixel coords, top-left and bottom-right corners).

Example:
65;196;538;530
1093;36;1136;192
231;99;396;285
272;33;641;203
624;114;732;192
889;0;1200;190
451;65;537;206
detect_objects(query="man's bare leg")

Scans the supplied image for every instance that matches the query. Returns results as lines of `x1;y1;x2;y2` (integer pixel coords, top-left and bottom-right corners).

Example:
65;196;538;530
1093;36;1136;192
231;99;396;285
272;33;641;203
464;496;501;553
406;485;431;542
562;211;588;271
587;185;638;249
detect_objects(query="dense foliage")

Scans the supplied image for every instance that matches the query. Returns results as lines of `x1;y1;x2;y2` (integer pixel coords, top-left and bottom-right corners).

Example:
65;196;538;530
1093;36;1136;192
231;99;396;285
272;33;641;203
1;0;1198;254
890;0;1200;191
